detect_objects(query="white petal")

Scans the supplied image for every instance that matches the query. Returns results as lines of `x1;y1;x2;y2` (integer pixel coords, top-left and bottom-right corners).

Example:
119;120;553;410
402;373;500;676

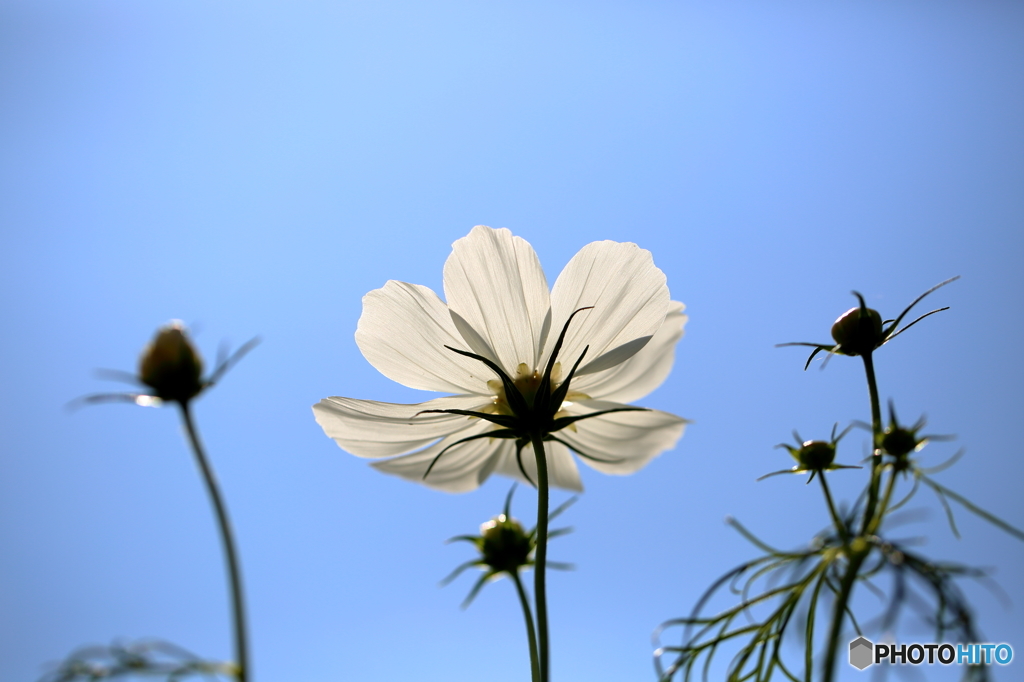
443;226;552;375
493;438;584;492
556;399;687;475
370;422;505;493
575;301;687;402
355;280;491;394
547;240;670;377
312;395;488;458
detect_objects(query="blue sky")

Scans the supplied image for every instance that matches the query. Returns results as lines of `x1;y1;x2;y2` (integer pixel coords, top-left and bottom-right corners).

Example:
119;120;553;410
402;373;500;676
1;1;1022;681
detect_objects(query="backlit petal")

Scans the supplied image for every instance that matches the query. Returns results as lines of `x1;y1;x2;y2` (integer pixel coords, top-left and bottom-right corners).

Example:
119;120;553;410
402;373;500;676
574;301;687;402
557;399;687;475
355;280;490;394
548;240;670;376
444;226;552;374
370;422;503;493
312;395;487;458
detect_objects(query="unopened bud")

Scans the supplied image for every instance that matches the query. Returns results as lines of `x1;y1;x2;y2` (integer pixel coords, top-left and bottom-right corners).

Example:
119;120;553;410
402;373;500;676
138;322;204;404
479;514;532;574
881;427;920;459
830;306;883;356
795;440;836;471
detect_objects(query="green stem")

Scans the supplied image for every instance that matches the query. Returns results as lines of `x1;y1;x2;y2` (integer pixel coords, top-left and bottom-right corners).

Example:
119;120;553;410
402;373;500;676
821;549;866;682
824;350;883;682
862;352;882;434
859;351;883;534
180;404;249;682
512;571;541;682
531;432;550;682
818;473;847;544
866;470;897;537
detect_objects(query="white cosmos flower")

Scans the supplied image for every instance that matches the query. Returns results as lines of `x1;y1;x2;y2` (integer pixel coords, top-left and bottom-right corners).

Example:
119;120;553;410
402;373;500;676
313;225;688;493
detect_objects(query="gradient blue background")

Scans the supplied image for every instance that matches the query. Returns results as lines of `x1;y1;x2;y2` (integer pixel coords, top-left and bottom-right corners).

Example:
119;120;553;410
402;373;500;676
1;2;1022;680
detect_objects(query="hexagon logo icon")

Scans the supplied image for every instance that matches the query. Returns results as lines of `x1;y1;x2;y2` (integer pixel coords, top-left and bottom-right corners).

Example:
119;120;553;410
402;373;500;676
849;637;873;670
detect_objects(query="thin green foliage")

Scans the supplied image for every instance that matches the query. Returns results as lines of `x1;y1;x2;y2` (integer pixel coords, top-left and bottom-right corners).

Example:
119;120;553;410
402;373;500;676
653;518;852;682
656;280;1023;682
39;640;234;682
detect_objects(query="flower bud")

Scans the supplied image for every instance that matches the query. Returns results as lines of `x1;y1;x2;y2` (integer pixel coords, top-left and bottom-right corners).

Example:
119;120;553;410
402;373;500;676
138;322;204;404
880;427;920;460
795;440;836;471
479;514;532;574
830;306;883;356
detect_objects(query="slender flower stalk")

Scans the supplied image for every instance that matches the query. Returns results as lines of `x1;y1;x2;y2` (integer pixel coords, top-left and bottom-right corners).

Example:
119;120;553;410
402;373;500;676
859;351;883;534
869;469;899;536
824;348;885;682
821;546;866;682
510;572;541;682
531;433;551;682
817;473;846;544
821;359;881;682
180;403;249;682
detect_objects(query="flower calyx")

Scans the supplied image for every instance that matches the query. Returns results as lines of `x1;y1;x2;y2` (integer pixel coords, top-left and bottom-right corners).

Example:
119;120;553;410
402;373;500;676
417;307;648;485
759;423;861;483
779;276;959;370
79;321;259;409
442;485;576;608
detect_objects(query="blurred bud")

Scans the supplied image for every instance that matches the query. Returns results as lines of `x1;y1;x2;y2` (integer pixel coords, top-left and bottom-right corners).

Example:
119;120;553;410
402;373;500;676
762;424;859;483
479;514;532;574
795;440;837;471
139;322;204;404
881;427;920;460
830;306;883;357
878;402;944;473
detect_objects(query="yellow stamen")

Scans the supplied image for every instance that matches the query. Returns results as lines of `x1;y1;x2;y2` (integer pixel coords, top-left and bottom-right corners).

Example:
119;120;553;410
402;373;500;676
486;363;580;417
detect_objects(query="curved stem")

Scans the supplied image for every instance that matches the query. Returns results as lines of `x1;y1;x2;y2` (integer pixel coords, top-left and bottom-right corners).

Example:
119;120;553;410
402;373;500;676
530;432;550;682
180;404;249;682
511;571;541;682
818;473;847;544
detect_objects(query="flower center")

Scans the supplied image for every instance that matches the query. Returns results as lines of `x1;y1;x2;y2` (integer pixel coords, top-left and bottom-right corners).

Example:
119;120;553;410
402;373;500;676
483;362;588;423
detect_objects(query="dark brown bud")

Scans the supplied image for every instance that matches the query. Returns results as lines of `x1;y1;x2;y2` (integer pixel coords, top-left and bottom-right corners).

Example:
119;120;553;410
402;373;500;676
830;306;883;356
138;322;204;404
880;427;920;460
